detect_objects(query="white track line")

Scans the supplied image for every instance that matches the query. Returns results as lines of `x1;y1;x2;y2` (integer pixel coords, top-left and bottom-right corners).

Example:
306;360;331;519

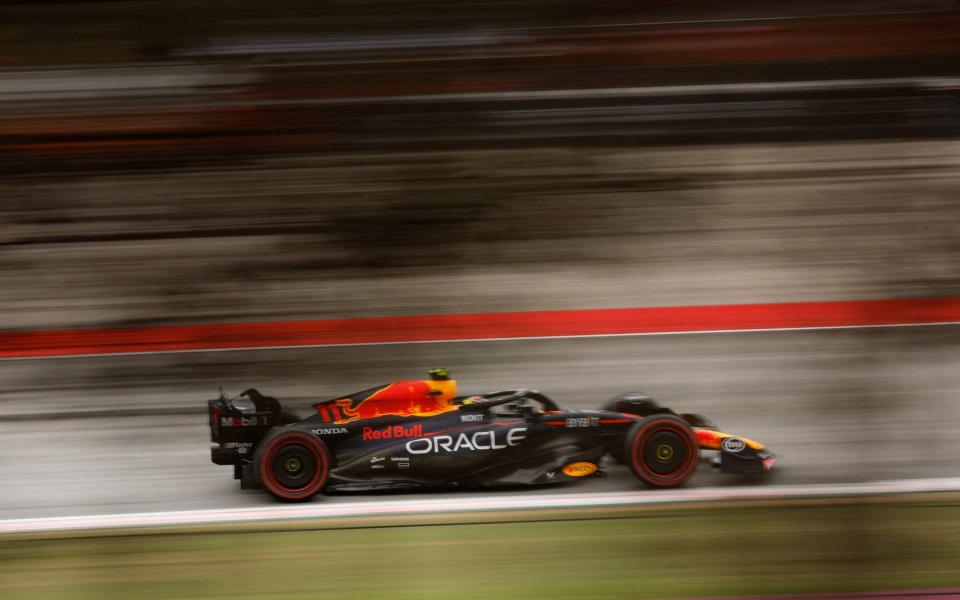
6;320;960;362
4;478;960;534
520;10;953;30
292;77;960;105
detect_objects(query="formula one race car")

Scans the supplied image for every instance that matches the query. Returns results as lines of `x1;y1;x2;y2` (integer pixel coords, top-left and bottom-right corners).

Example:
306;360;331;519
208;369;774;501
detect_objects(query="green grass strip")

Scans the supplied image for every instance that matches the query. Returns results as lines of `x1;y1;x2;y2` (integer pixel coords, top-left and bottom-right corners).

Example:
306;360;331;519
2;501;959;600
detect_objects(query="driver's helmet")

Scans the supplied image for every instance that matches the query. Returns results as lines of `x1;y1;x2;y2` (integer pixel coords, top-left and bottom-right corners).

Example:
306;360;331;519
428;368;451;381
426;368;456;402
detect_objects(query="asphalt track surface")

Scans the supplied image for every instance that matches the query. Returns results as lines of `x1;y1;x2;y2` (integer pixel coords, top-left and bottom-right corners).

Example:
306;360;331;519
1;323;958;520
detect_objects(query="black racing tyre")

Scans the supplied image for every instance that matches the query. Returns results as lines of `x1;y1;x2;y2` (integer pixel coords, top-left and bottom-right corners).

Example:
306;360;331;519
625;414;700;488
254;428;330;502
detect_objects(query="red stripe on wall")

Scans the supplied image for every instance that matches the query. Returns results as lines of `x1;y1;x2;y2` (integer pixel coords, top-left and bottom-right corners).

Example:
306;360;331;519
1;297;959;359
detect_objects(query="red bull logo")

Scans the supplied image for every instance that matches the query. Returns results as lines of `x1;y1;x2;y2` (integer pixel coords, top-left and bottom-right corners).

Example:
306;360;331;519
362;424;423;440
316;379;459;424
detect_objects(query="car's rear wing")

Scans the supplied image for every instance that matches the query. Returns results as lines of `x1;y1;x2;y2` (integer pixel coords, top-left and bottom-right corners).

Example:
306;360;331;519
208;388;288;466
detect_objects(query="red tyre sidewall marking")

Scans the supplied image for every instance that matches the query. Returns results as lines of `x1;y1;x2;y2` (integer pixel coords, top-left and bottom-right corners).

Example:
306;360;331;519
632;422;698;486
259;432;328;500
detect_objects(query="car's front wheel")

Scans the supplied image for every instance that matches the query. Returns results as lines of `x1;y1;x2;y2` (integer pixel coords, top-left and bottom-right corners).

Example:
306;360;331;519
625;414;700;488
254;429;330;501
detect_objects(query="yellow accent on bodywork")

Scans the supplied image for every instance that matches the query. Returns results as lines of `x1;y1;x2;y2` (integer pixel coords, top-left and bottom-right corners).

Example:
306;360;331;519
695;428;765;451
562;462;599;477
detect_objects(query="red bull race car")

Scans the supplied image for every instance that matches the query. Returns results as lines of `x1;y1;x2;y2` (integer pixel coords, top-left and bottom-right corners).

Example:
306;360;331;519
208;369;775;501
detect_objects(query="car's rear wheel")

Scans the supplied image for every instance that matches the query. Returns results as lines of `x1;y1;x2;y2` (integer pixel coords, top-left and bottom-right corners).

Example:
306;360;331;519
626;414;699;488
254;429;330;501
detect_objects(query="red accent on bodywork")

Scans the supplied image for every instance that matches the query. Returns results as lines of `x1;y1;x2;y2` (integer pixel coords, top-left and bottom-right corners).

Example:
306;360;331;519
696;429;724;449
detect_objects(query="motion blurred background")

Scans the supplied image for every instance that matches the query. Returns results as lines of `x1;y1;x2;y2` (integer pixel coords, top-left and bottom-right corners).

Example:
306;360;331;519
2;1;960;599
4;0;960;329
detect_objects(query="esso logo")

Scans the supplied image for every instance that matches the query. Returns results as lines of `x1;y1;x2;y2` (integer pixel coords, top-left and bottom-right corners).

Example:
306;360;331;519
722;437;746;453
